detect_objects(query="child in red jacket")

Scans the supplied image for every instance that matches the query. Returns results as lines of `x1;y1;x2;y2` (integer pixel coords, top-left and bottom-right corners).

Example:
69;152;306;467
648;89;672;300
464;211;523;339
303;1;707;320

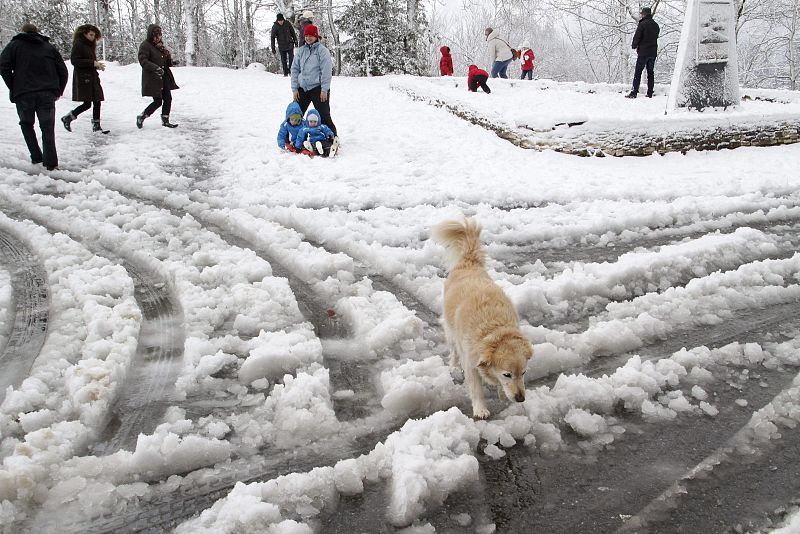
467;64;491;93
439;46;453;76
520;41;535;80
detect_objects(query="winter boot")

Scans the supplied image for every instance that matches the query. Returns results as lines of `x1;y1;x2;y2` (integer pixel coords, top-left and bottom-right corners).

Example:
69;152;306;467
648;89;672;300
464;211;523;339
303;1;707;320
61;112;76;132
329;137;339;157
646;92;654;98
315;141;324;155
136;112;149;129
625;91;637;99
303;139;313;152
161;114;178;128
92;119;110;134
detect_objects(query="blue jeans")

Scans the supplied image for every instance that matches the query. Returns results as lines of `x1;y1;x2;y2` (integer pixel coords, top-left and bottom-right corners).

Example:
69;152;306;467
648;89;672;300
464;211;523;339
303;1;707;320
15;91;57;167
491;59;512;79
632;55;656;95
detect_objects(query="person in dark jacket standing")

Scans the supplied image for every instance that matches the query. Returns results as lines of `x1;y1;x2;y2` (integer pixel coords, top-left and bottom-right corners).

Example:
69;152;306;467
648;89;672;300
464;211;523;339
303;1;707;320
439;46;453;76
136;24;179;128
0;23;68;170
296;10;314;37
626;6;660;98
61;24;108;134
271;13;298;77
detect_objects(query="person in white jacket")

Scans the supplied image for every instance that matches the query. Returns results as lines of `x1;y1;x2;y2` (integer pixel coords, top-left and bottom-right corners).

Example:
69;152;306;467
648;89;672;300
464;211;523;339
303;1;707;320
485;27;514;79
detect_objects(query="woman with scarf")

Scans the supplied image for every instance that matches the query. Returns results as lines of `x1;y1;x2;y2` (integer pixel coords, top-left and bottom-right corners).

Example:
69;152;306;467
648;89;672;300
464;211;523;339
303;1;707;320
136;24;179;128
61;24;108;134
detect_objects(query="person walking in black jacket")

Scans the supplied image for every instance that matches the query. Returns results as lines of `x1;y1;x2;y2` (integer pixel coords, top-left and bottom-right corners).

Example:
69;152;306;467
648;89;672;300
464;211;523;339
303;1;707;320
626;6;660;98
136;24;179;128
0;23;68;170
271;13;298;76
61;24;109;134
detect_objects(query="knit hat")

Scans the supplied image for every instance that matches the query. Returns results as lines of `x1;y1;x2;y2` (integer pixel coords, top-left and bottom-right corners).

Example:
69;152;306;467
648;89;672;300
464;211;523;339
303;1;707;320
289;113;302;123
21;23;38;33
276;13;285;21
303;24;319;39
303;10;314;19
641;7;652;15
307;114;319;124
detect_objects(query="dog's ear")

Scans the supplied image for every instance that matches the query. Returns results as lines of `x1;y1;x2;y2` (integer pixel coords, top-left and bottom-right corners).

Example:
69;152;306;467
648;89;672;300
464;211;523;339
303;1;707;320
477;357;491;368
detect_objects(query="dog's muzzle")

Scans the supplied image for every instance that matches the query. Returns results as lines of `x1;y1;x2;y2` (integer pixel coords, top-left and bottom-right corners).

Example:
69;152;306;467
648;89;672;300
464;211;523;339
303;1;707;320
514;392;525;402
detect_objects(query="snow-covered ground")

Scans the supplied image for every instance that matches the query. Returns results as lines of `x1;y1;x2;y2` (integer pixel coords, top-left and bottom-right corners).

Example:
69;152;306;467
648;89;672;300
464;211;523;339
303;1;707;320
1;64;800;533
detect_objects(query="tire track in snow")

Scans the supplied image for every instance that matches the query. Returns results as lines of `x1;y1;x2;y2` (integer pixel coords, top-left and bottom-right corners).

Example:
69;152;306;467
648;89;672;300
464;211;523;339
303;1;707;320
0;199;184;455
0;224;49;403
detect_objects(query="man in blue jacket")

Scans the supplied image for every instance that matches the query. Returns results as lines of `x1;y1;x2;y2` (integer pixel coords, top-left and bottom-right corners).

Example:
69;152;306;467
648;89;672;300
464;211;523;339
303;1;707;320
0;23;68;170
290;24;337;135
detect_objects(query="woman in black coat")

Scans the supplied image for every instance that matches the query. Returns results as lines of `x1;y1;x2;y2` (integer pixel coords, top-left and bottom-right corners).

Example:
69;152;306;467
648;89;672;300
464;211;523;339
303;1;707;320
136;24;179;128
61;24;108;134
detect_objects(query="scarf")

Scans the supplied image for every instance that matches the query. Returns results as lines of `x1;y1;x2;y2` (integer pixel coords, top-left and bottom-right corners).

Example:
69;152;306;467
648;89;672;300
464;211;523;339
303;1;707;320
153;38;171;61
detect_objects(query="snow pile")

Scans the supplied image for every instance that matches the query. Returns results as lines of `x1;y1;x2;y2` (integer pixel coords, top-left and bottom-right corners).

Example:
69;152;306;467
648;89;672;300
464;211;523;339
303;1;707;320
336;290;423;355
176;407;480;532
0;268;10;351
0;214;140;528
379;356;462;416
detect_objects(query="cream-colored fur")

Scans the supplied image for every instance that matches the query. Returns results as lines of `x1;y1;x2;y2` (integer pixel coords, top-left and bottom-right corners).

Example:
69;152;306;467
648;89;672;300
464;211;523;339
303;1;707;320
433;218;533;419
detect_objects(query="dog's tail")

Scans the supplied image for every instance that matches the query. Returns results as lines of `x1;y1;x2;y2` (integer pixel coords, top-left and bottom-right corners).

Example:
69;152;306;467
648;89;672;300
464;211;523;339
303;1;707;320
433;218;485;270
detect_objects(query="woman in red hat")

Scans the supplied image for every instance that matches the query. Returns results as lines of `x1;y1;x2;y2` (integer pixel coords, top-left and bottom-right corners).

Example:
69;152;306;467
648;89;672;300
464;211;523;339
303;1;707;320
290;24;337;136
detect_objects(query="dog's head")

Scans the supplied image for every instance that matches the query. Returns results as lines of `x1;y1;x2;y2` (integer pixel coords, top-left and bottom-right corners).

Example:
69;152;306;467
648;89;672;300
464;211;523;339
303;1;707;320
478;329;533;402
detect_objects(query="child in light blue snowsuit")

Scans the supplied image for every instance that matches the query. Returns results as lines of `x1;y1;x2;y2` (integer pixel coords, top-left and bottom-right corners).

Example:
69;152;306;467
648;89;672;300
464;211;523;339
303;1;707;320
277;101;304;151
294;108;336;157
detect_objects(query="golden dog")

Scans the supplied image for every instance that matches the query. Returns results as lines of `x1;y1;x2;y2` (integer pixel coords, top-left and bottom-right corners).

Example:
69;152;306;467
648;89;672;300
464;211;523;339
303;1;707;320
434;218;533;419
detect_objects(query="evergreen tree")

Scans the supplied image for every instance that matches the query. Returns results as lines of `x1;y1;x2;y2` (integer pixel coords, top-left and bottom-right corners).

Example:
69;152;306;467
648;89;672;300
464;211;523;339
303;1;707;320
337;0;427;76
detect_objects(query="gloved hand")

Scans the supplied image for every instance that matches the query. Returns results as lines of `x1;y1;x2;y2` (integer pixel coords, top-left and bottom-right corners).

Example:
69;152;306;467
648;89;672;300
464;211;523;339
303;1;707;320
155;67;164;78
271;49;276;55
94;61;105;71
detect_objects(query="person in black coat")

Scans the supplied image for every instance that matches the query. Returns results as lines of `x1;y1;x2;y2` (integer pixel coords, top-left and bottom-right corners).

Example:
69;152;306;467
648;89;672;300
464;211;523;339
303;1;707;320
626;6;660;98
136;24;179;128
0;23;68;170
61;24;108;134
271;13;298;76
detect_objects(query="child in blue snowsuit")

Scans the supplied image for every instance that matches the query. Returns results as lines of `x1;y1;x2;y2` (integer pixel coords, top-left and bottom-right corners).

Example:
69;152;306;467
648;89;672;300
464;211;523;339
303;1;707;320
294;108;336;157
277;102;304;151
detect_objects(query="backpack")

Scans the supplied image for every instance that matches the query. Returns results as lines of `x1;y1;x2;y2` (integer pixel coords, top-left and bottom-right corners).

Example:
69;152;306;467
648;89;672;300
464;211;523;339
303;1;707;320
500;38;519;61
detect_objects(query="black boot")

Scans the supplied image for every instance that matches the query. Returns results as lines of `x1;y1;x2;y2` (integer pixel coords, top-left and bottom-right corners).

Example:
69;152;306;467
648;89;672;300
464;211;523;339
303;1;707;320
136;112;148;129
92;119;110;134
161;114;178;128
61;112;75;132
625;91;637;99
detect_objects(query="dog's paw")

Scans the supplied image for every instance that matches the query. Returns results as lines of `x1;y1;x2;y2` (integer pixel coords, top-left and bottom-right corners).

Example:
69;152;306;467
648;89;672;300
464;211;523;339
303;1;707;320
472;406;490;419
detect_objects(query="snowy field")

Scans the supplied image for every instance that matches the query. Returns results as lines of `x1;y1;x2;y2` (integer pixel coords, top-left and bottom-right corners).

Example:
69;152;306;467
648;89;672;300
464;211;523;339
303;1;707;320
1;64;800;533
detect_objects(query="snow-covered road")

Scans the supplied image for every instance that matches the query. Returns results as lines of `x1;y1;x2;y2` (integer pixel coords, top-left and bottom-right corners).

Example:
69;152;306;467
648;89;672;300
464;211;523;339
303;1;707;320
1;65;800;533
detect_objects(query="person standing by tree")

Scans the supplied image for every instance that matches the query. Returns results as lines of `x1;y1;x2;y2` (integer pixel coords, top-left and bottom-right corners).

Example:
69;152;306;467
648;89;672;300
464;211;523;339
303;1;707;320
136;24;179;128
626;6;660;98
61;24;108;134
485;27;514;79
271;13;298;77
439;46;454;76
291;24;337;136
0;23;68;170
519;41;535;80
297;10;314;37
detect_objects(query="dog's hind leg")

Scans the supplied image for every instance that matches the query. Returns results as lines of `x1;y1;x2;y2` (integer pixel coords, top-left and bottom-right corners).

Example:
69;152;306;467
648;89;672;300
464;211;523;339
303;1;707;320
465;364;490;419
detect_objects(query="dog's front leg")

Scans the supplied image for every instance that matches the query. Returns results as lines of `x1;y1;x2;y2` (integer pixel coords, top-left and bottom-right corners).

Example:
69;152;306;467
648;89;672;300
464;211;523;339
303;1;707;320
466;366;490;419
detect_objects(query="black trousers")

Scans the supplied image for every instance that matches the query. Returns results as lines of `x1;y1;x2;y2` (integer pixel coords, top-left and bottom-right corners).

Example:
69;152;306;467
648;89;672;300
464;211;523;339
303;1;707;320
16;91;57;167
280;49;294;76
143;78;173;116
72;100;101;120
632;55;656;95
297;86;337;135
469;74;491;93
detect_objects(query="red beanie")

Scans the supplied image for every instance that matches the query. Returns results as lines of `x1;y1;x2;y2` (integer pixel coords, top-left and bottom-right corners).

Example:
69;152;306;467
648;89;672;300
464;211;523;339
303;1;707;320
304;24;319;39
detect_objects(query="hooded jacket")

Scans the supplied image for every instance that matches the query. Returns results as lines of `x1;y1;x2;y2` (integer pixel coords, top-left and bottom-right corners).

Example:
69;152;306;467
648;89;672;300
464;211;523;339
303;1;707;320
439;46;453;76
70;25;104;102
0;31;68;103
486;29;513;63
467;64;489;91
277;101;305;149
290;40;332;92
294;109;334;149
138;24;179;97
632;13;660;57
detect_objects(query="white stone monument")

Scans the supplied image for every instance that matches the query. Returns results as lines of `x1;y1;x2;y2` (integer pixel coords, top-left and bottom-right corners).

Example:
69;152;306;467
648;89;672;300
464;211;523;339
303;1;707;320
668;0;740;110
